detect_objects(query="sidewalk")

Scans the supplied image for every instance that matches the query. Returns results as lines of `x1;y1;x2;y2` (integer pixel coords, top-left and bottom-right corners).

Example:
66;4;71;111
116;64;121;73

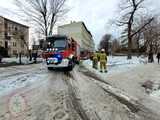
0;57;43;67
82;59;160;115
105;64;160;114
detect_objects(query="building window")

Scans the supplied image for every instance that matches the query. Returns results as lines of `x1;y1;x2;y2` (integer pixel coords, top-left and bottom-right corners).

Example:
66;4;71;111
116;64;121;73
13;50;17;55
21;50;24;55
5;32;11;40
13;42;17;47
12;25;15;30
0;41;2;46
15;27;18;31
21;43;24;48
20;35;25;40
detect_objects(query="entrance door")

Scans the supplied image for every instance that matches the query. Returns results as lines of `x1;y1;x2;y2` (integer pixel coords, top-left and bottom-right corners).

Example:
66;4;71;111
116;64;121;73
5;41;8;49
4;41;8;56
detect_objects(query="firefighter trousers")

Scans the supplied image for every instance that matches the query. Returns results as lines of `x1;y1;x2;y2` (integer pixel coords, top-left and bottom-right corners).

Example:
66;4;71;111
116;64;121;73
93;59;98;69
100;61;107;71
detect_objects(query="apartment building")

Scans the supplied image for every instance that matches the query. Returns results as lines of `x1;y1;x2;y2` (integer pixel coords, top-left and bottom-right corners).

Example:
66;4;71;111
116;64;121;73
0;16;29;57
58;21;95;55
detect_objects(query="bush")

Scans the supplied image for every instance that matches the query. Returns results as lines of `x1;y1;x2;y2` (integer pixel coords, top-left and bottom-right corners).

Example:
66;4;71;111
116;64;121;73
0;46;8;57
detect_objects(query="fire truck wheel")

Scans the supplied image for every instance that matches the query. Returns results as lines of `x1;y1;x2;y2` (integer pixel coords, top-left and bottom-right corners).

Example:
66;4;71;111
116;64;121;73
67;60;74;71
67;66;73;71
48;67;53;70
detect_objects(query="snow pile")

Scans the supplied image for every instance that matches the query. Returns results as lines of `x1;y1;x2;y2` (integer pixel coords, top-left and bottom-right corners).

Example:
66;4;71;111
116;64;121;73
150;82;160;100
0;73;47;96
151;90;160;100
108;56;146;66
83;56;147;74
2;57;43;64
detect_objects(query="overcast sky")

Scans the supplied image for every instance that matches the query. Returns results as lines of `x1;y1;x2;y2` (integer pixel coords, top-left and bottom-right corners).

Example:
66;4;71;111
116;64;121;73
0;0;160;46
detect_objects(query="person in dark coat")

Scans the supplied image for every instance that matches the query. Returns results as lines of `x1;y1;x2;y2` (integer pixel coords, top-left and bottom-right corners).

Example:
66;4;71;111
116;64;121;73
32;50;37;63
157;52;160;64
0;54;2;63
29;50;32;61
148;52;154;63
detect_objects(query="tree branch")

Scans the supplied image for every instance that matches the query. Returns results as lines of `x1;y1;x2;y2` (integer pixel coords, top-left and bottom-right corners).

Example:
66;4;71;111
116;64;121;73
131;17;154;37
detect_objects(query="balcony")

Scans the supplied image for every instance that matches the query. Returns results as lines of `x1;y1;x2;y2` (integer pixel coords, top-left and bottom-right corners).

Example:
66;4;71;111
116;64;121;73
4;32;11;40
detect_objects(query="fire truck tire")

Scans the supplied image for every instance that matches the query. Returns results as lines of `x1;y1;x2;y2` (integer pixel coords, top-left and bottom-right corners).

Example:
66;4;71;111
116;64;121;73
67;66;73;71
75;60;80;65
67;59;75;71
48;67;53;70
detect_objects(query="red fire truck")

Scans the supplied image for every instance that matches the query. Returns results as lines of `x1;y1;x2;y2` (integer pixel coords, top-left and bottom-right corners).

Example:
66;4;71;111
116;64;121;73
42;35;80;71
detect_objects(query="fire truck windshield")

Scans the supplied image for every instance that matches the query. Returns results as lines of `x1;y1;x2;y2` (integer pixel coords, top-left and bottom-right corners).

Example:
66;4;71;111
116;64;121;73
53;40;66;48
47;37;67;51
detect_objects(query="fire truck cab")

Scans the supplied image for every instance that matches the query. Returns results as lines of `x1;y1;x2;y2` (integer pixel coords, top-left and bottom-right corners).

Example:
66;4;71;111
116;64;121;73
42;35;80;71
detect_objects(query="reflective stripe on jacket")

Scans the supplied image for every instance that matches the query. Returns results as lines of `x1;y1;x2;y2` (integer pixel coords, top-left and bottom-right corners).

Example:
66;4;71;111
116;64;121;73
99;53;107;61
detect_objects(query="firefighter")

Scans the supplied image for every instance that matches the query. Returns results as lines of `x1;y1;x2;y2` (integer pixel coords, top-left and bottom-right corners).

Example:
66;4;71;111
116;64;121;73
99;49;107;73
92;50;99;69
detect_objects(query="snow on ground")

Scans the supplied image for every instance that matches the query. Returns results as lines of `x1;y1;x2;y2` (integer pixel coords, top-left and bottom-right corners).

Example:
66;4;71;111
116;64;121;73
0;72;47;96
2;57;43;64
82;56;160;115
151;90;160;100
0;57;159;119
0;64;48;96
150;81;160;101
83;56;147;75
0;65;78;120
71;68;139;120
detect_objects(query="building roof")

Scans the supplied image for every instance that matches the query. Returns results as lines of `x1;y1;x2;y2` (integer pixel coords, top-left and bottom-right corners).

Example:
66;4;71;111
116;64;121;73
59;21;92;37
81;22;92;37
0;16;29;28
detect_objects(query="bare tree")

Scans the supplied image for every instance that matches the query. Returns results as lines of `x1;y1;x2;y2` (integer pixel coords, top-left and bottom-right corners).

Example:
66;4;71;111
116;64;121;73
112;39;120;53
117;0;154;59
99;34;112;54
142;17;160;53
12;26;29;64
15;0;68;37
131;15;160;55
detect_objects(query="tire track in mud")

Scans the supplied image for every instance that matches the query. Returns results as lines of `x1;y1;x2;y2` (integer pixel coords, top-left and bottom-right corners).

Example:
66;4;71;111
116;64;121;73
79;66;160;120
0;71;71;120
63;72;90;120
64;72;101;120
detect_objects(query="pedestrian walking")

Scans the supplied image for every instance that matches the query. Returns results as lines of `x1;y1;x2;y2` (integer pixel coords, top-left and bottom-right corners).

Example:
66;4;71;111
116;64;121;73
99;49;107;73
16;53;18;58
156;52;160;64
148;52;154;63
29;50;32;61
32;50;38;63
92;51;99;69
0;54;2;63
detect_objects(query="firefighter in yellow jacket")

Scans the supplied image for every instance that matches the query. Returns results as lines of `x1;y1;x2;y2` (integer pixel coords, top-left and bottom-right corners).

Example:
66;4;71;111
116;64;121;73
99;49;107;73
92;51;99;69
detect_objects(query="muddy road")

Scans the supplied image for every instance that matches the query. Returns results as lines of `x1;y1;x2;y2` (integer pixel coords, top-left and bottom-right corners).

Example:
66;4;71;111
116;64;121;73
0;64;159;120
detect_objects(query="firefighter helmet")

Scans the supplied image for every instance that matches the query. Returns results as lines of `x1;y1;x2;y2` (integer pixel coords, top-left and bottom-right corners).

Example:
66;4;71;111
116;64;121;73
101;49;105;52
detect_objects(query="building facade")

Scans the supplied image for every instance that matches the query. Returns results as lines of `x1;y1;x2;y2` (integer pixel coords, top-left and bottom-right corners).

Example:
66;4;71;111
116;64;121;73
0;16;29;57
58;21;95;55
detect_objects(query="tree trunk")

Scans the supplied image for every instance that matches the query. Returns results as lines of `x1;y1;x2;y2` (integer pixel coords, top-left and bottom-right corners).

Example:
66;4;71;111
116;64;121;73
137;33;140;57
128;37;132;59
127;23;132;59
19;52;22;64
